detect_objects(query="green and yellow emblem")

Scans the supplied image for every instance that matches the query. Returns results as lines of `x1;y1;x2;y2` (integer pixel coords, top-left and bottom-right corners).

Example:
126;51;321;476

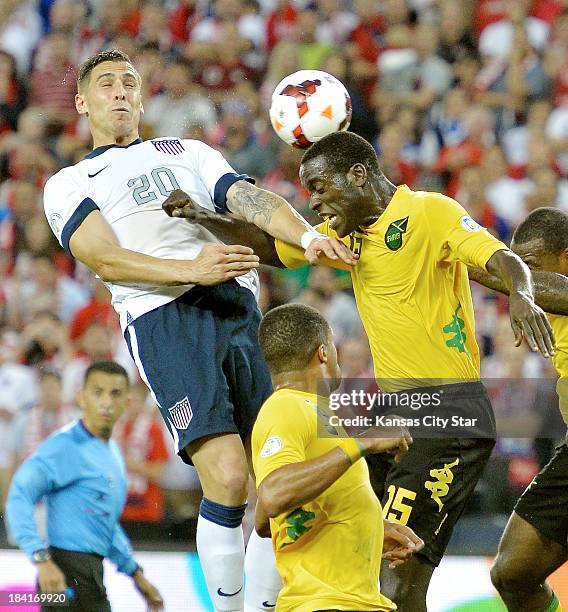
385;216;409;251
443;305;469;355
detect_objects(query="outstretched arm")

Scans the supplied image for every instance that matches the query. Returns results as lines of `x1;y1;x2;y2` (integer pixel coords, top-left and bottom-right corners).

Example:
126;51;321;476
468;265;568;316
166;183;353;265
163;189;350;269
485;250;555;356
163;194;284;266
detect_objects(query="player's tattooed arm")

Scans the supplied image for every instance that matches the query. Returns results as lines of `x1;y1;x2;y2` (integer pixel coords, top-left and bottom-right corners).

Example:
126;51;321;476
226;181;357;265
226;180;290;228
468;265;568;316
163;189;284;266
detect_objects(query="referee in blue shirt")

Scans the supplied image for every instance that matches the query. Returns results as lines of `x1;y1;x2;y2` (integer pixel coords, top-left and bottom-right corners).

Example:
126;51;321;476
6;361;164;611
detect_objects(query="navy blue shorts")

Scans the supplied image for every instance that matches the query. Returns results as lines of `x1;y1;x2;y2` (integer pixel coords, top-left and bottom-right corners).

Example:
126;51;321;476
124;281;272;464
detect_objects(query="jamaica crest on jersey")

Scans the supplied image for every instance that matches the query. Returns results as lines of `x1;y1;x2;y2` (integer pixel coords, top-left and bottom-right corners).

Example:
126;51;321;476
169;396;193;430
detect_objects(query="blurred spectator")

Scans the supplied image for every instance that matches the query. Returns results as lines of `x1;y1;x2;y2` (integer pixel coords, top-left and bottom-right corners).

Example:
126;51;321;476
68;279;117;342
29;30;78;128
61;321;115;404
266;0;299;51
0;0;42;74
379;24;452;111
544;9;568;107
502;99;551;172
0;51;26;134
434;104;494;194
294;266;362;345
478;0;550;59
296;8;335;71
526;165;568;210
12;254;89;327
437;0;477;65
483;145;531;226
115;383;169;537
546;99;568;175
0;329;37;507
21;311;72;368
261;142;307;212
476;22;550;127
4;369;76;501
456;165;511;241
143;59;217;137
213;97;275;179
338;336;374;380
421;87;470;171
315;0;358;47
375;121;419;187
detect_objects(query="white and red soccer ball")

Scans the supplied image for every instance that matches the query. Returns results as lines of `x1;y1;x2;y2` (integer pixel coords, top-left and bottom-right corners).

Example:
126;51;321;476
269;70;352;149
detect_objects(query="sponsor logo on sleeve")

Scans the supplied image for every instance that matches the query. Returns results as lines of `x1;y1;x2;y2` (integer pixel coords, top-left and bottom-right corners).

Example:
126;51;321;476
460;215;482;232
260;436;283;458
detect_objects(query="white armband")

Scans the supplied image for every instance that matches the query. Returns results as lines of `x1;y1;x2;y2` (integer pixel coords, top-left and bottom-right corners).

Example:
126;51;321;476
300;230;325;250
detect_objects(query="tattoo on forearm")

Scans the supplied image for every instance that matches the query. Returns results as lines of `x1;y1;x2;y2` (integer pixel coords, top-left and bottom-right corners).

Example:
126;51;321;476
229;181;284;228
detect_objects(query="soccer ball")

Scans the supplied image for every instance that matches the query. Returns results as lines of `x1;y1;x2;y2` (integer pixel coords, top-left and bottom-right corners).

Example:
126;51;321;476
269;70;352;149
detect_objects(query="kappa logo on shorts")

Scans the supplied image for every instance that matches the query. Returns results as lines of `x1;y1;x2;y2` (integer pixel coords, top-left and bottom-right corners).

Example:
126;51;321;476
425;457;460;511
168;396;193;430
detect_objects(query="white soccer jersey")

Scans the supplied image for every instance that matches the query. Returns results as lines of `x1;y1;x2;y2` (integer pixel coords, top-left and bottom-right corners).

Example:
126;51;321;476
43;138;259;329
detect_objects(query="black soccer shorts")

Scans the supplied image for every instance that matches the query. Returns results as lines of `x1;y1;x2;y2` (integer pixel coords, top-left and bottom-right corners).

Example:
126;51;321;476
366;381;496;566
514;442;568;546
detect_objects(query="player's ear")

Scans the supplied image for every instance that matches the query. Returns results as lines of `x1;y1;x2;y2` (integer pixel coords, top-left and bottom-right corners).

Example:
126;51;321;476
317;344;328;364
75;92;88;116
347;163;367;187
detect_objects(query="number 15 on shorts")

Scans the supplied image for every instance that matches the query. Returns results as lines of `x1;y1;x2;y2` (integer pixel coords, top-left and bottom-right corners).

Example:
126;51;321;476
383;485;416;525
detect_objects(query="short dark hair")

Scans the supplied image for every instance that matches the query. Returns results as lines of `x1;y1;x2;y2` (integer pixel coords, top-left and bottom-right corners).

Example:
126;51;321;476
512;208;568;254
77;49;138;92
84;361;129;385
301;131;381;177
259;304;331;375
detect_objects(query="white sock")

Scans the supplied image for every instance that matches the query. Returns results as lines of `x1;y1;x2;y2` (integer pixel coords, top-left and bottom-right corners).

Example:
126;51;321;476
244;529;282;611
197;513;246;611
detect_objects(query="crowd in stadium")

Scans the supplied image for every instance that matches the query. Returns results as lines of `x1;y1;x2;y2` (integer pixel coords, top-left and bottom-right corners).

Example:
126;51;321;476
0;0;567;543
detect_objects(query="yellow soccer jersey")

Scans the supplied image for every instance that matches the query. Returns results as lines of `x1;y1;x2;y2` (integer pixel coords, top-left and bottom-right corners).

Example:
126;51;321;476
276;185;507;390
548;314;568;424
252;388;395;612
549;314;568;378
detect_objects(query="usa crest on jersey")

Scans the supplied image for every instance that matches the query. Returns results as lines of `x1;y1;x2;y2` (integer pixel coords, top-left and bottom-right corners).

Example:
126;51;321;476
152;139;185;155
168;396;193;429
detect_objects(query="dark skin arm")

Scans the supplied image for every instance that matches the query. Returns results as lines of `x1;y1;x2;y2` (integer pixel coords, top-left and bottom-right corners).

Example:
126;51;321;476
483;250;555;356
163;190;348;269
163;192;284;267
258;433;411;519
468;265;568;316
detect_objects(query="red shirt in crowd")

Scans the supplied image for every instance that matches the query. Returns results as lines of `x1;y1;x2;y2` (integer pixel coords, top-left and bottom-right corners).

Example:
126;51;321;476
117;415;169;523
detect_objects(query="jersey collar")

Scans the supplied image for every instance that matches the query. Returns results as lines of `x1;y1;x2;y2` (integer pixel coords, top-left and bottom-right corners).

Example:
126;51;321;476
85;138;143;159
